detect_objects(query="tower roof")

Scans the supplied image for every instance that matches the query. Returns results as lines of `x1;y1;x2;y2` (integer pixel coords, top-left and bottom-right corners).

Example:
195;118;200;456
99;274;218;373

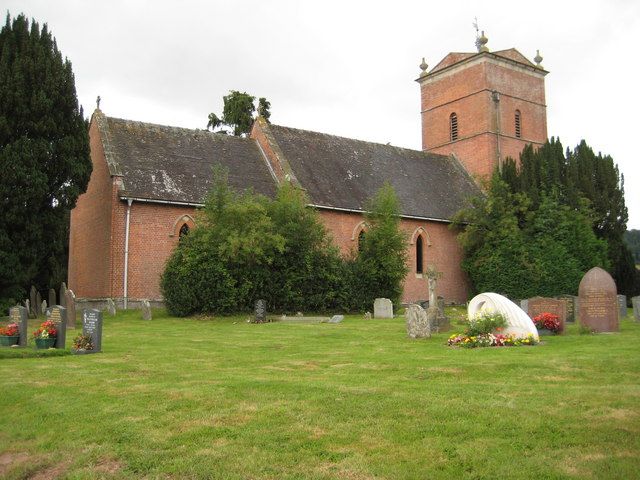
426;48;546;78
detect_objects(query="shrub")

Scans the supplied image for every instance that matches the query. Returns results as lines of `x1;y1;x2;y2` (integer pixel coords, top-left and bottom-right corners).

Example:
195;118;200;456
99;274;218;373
466;311;507;336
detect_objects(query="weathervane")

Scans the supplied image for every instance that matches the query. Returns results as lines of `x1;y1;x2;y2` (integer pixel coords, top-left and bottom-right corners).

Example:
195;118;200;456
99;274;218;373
473;17;481;51
96;95;101;110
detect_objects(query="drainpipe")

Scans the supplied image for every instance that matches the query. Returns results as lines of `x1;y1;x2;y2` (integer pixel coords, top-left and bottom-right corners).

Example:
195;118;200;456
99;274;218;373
123;199;133;309
492;90;502;172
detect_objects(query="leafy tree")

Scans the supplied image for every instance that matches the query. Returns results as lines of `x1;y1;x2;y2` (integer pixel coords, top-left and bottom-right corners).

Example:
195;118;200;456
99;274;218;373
0;13;91;311
624;230;640;264
348;183;407;310
207;91;271;136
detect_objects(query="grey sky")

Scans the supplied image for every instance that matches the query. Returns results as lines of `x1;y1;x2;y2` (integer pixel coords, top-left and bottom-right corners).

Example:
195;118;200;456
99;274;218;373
5;0;640;228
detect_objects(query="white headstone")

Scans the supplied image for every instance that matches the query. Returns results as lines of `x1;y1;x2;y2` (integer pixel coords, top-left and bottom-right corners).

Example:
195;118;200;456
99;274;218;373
374;298;393;319
141;300;152;321
468;292;539;341
328;315;344;324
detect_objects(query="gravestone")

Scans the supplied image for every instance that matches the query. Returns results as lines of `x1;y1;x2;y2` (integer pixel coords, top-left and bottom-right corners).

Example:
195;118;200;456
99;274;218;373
60;282;67;308
373;298;393;319
254;299;267;323
632;296;640;322
41;300;47;316
49;305;67;349
520;299;529;313
36;291;42;316
82;309;103;353
9;306;28;347
106;298;117;316
48;289;56;309
631;297;640;322
364;312;372;320
29;286;37;317
617;295;627;320
578;267;618;332
556;295;577;323
65;290;76;328
24;299;31;318
328;315;344;324
405;304;431;339
141;300;152;321
527;296;567;333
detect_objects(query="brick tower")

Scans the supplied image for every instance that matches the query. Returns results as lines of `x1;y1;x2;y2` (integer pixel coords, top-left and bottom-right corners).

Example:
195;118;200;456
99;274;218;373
416;33;548;178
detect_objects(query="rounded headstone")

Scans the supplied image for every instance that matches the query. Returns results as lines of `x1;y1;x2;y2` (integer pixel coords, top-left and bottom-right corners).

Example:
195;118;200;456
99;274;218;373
578;267;618;332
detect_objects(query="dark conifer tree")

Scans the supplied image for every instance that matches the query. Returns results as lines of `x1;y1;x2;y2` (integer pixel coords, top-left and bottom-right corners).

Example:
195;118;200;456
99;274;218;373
0;14;91;310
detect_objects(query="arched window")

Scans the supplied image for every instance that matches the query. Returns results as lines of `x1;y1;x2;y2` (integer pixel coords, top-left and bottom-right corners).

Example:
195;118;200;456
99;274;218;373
358;230;366;251
416;236;424;274
449;112;458;141
179;223;190;239
515;110;521;138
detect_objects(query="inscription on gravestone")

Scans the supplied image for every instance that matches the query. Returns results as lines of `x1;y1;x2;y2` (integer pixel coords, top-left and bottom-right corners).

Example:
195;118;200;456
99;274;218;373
254;299;267;323
10;306;28;347
49;305;67;349
82;309;103;353
578;267;618;332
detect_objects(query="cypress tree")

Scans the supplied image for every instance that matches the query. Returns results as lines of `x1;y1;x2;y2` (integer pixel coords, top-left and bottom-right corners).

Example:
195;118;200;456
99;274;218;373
0;14;91;311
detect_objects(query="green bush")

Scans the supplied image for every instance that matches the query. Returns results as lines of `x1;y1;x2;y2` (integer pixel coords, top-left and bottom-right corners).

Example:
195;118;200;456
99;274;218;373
466;311;507;336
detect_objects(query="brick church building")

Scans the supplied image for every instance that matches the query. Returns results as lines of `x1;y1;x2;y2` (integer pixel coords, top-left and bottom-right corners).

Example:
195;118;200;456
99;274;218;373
68;38;548;309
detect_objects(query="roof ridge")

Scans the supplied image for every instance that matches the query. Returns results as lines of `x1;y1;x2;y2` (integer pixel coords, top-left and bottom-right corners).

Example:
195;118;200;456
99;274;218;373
105;115;250;140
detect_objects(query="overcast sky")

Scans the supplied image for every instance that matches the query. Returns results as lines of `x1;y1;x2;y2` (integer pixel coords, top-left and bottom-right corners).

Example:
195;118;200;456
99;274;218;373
6;0;640;228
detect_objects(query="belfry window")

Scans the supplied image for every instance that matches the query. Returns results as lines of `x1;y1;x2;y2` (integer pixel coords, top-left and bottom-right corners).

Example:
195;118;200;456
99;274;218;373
515;110;522;138
358;230;366;251
179;223;190;239
416;236;424;274
449;112;458;141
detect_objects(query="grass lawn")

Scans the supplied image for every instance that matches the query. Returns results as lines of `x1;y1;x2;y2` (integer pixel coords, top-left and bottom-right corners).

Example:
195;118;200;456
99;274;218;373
1;309;639;479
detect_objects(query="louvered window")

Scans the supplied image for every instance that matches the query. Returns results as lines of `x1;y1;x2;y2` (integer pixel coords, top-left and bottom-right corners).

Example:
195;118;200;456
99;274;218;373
515;110;522;138
450;113;458;141
179;223;190;239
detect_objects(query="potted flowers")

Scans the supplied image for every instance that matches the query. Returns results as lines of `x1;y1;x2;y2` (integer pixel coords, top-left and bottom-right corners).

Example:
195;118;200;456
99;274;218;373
0;323;20;346
72;334;94;354
33;320;57;349
533;312;561;335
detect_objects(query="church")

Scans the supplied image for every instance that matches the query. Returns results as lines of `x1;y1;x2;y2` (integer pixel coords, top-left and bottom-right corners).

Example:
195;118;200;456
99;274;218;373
68;36;548;309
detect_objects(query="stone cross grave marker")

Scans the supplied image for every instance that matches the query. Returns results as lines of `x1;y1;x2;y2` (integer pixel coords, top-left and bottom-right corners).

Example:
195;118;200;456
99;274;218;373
254;299;267;323
405;304;431;339
65;290;76;328
49;305;67;349
617;295;627;320
374;298;393;318
82;309;103;353
9;306;28;347
527;296;567;333
632;296;640;322
578;267;619;332
106;298;117;316
29;286;37;317
556;295;577;323
141;300;152;321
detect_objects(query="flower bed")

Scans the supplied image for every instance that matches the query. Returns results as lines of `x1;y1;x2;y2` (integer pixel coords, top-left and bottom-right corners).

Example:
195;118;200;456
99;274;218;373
446;311;538;348
533;312;561;334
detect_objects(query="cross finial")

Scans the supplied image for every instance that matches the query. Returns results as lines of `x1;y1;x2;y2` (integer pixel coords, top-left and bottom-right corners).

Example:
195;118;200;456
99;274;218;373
96;96;101;110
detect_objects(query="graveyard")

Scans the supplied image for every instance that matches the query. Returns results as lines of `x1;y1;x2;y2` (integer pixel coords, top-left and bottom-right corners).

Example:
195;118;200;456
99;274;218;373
1;305;639;479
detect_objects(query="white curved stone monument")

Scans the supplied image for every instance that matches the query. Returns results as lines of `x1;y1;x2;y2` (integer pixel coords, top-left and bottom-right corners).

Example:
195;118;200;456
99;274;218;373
468;293;539;341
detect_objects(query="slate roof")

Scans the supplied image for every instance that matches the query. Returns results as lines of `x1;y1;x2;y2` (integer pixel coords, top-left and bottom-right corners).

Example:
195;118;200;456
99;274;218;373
267;125;479;221
95;112;277;203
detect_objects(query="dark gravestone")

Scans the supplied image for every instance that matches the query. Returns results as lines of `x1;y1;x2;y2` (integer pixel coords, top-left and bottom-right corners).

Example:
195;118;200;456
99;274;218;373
557;295;577;323
48;289;56;309
82;309;103;353
528;296;567;333
10;306;28;347
578;267;619;332
60;282;67;308
35;291;42;316
29;286;37;317
617;295;627;320
49;305;67;349
66;290;76;328
632;296;640;322
254;299;267;323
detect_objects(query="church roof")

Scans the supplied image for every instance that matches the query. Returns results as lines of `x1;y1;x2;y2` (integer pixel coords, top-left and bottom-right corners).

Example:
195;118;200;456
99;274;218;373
95;113;277;204
266;124;479;221
429;48;538;75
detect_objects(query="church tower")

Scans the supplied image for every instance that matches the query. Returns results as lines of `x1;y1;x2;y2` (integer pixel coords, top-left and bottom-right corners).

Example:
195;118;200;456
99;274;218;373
416;33;548;178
